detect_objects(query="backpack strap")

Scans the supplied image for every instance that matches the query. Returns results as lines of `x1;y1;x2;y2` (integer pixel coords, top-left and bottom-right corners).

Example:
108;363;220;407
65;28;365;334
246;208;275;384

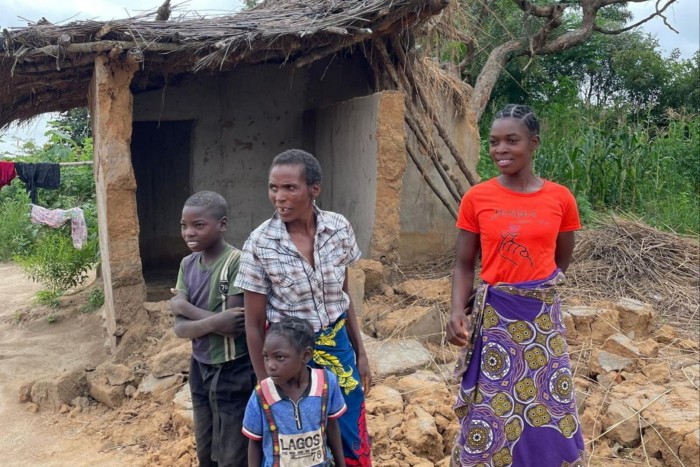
256;381;281;467
315;368;330;447
219;248;241;313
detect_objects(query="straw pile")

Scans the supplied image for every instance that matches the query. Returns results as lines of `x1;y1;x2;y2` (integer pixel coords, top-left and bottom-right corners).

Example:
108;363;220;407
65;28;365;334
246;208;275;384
398;217;699;326
562;216;699;325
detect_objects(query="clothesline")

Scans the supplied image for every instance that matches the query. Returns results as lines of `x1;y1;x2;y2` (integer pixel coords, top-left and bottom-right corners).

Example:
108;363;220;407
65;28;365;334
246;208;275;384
59;161;93;166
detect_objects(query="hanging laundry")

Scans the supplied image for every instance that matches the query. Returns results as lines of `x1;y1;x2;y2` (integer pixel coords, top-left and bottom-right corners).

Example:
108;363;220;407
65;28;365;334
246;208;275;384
0;161;16;188
30;204;88;249
14;162;61;203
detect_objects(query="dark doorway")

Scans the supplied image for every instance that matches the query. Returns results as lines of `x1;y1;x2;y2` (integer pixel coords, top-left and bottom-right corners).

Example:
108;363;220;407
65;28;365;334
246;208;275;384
131;121;192;286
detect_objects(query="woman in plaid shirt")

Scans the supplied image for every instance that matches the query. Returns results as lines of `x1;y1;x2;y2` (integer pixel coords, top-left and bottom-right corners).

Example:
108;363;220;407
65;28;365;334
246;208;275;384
235;149;372;466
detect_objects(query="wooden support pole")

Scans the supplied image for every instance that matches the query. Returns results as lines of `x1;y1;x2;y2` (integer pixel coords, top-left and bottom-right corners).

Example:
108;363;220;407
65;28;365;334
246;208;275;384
391;37;479;187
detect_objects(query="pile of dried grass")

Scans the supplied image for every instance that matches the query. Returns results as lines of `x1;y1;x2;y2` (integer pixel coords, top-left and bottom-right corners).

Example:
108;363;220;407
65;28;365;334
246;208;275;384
398;217;699;327
561;216;699;325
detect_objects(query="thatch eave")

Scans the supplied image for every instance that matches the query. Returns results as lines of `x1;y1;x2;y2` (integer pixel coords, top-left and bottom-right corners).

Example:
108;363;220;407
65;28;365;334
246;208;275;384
0;0;448;130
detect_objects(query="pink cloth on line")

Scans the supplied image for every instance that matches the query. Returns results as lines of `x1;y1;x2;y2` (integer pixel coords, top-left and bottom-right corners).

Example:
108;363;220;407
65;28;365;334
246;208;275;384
30;204;88;249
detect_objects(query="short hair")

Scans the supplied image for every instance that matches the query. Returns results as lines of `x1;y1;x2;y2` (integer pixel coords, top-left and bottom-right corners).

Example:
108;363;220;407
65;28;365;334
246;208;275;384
183;191;228;219
267;316;315;353
494;104;540;136
271;149;323;186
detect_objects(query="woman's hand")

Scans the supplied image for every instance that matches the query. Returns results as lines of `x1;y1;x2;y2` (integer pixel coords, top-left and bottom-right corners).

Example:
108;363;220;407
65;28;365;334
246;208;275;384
356;353;372;396
447;310;469;347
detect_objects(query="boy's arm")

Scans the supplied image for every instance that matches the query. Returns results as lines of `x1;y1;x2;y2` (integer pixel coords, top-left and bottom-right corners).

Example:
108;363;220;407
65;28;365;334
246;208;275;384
247;439;262;467
173;311;244;339
171;290;245;339
327;418;346;467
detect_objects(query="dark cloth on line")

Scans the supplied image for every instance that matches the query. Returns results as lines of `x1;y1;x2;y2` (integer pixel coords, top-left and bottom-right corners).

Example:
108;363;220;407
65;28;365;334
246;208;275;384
14;162;61;203
0;161;16;188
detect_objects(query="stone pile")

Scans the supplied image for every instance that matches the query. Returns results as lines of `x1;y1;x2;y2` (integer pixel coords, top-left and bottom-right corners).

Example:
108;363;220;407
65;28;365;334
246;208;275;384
16;269;699;466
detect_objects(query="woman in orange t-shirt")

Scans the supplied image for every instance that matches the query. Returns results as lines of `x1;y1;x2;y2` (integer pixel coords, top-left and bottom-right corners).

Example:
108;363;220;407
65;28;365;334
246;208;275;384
447;105;585;466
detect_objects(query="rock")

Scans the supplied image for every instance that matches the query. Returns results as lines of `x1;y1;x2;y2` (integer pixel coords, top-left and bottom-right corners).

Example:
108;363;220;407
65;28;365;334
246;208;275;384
173;383;193;410
590;350;634;375
678;338;699;351
382;285;395;297
151;341;191;378
87;371;126;409
59;404;71;414
655;324;677;344
579;408;603;442
640;385;699;466
30;368;88;411
601;400;641;446
102;363;134;386
394;278;451;302
143;301;169;314
561;311;578;342
392;370;446;404
135;374;181;398
347;267;366;319
374;305;443;343
355;259;384;297
641;362;671;384
614;298;654;339
125;384;137;397
363;334;432;378
71;396;90;409
565;306;620;343
172;409;194;431
603;333;641;359
680;428;699;466
365;385;403;415
638;338;660;358
26;403;39;413
403;406;444;461
18;382;33;403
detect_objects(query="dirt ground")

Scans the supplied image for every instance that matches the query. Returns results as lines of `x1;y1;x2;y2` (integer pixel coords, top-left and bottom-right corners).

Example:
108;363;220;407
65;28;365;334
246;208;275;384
0;262;139;466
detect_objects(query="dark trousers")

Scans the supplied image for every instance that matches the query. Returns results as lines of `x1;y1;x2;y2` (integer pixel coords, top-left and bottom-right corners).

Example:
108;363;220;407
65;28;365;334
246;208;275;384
190;355;256;467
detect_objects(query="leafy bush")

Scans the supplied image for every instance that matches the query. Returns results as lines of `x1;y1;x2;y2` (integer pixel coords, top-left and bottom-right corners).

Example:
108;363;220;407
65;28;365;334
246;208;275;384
35;289;61;309
14;224;99;295
0;182;36;260
80;287;105;313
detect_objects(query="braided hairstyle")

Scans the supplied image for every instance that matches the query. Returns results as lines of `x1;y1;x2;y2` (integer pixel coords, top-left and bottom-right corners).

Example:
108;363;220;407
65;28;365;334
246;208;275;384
494;104;540;137
184;190;228;219
267;316;315;354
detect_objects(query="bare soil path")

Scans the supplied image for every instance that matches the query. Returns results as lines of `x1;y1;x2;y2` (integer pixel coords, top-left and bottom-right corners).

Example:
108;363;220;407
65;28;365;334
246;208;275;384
0;262;137;466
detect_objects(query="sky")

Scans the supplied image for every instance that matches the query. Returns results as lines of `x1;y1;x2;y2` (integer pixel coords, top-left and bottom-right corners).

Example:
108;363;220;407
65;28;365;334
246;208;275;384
0;0;698;153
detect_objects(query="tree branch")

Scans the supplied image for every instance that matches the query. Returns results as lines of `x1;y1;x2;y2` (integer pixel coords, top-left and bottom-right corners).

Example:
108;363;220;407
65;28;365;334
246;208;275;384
594;0;677;34
465;0;679;121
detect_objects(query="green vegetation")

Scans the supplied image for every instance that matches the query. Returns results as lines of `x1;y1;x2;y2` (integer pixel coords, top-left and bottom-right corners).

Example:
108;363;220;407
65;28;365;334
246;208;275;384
471;7;699;234
81;287;105;313
1;109;99;304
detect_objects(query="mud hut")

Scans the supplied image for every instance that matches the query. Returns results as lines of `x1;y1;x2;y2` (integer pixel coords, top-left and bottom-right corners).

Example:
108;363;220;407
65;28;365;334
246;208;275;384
0;0;478;351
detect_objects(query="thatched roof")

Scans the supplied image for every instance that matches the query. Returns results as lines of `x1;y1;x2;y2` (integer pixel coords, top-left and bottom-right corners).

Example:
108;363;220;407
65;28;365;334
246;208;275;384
0;0;448;129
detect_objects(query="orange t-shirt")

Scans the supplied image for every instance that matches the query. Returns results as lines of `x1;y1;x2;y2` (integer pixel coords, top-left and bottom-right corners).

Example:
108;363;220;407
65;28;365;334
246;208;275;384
456;178;581;285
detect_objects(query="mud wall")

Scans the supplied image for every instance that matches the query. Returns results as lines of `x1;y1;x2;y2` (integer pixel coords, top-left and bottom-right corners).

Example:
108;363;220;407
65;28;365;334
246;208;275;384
132;58;372;256
400;98;480;261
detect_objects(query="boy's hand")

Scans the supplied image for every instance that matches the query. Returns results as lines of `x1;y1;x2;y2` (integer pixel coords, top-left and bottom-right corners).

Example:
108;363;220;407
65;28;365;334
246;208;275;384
170;288;187;316
222;308;246;337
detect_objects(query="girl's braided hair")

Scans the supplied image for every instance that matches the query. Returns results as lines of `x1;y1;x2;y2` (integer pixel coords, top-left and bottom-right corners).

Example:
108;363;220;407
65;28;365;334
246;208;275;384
494;104;540;137
267;316;315;353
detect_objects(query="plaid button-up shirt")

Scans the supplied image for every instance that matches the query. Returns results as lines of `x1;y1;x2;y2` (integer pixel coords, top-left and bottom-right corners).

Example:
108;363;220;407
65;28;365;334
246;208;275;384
234;207;361;332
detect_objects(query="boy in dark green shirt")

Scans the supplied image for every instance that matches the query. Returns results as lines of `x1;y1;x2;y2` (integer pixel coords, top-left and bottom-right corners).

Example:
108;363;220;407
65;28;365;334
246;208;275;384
171;191;254;467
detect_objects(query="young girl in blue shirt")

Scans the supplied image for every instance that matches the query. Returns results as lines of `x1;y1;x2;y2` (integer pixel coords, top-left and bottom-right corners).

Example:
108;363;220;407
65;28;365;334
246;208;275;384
243;317;347;467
